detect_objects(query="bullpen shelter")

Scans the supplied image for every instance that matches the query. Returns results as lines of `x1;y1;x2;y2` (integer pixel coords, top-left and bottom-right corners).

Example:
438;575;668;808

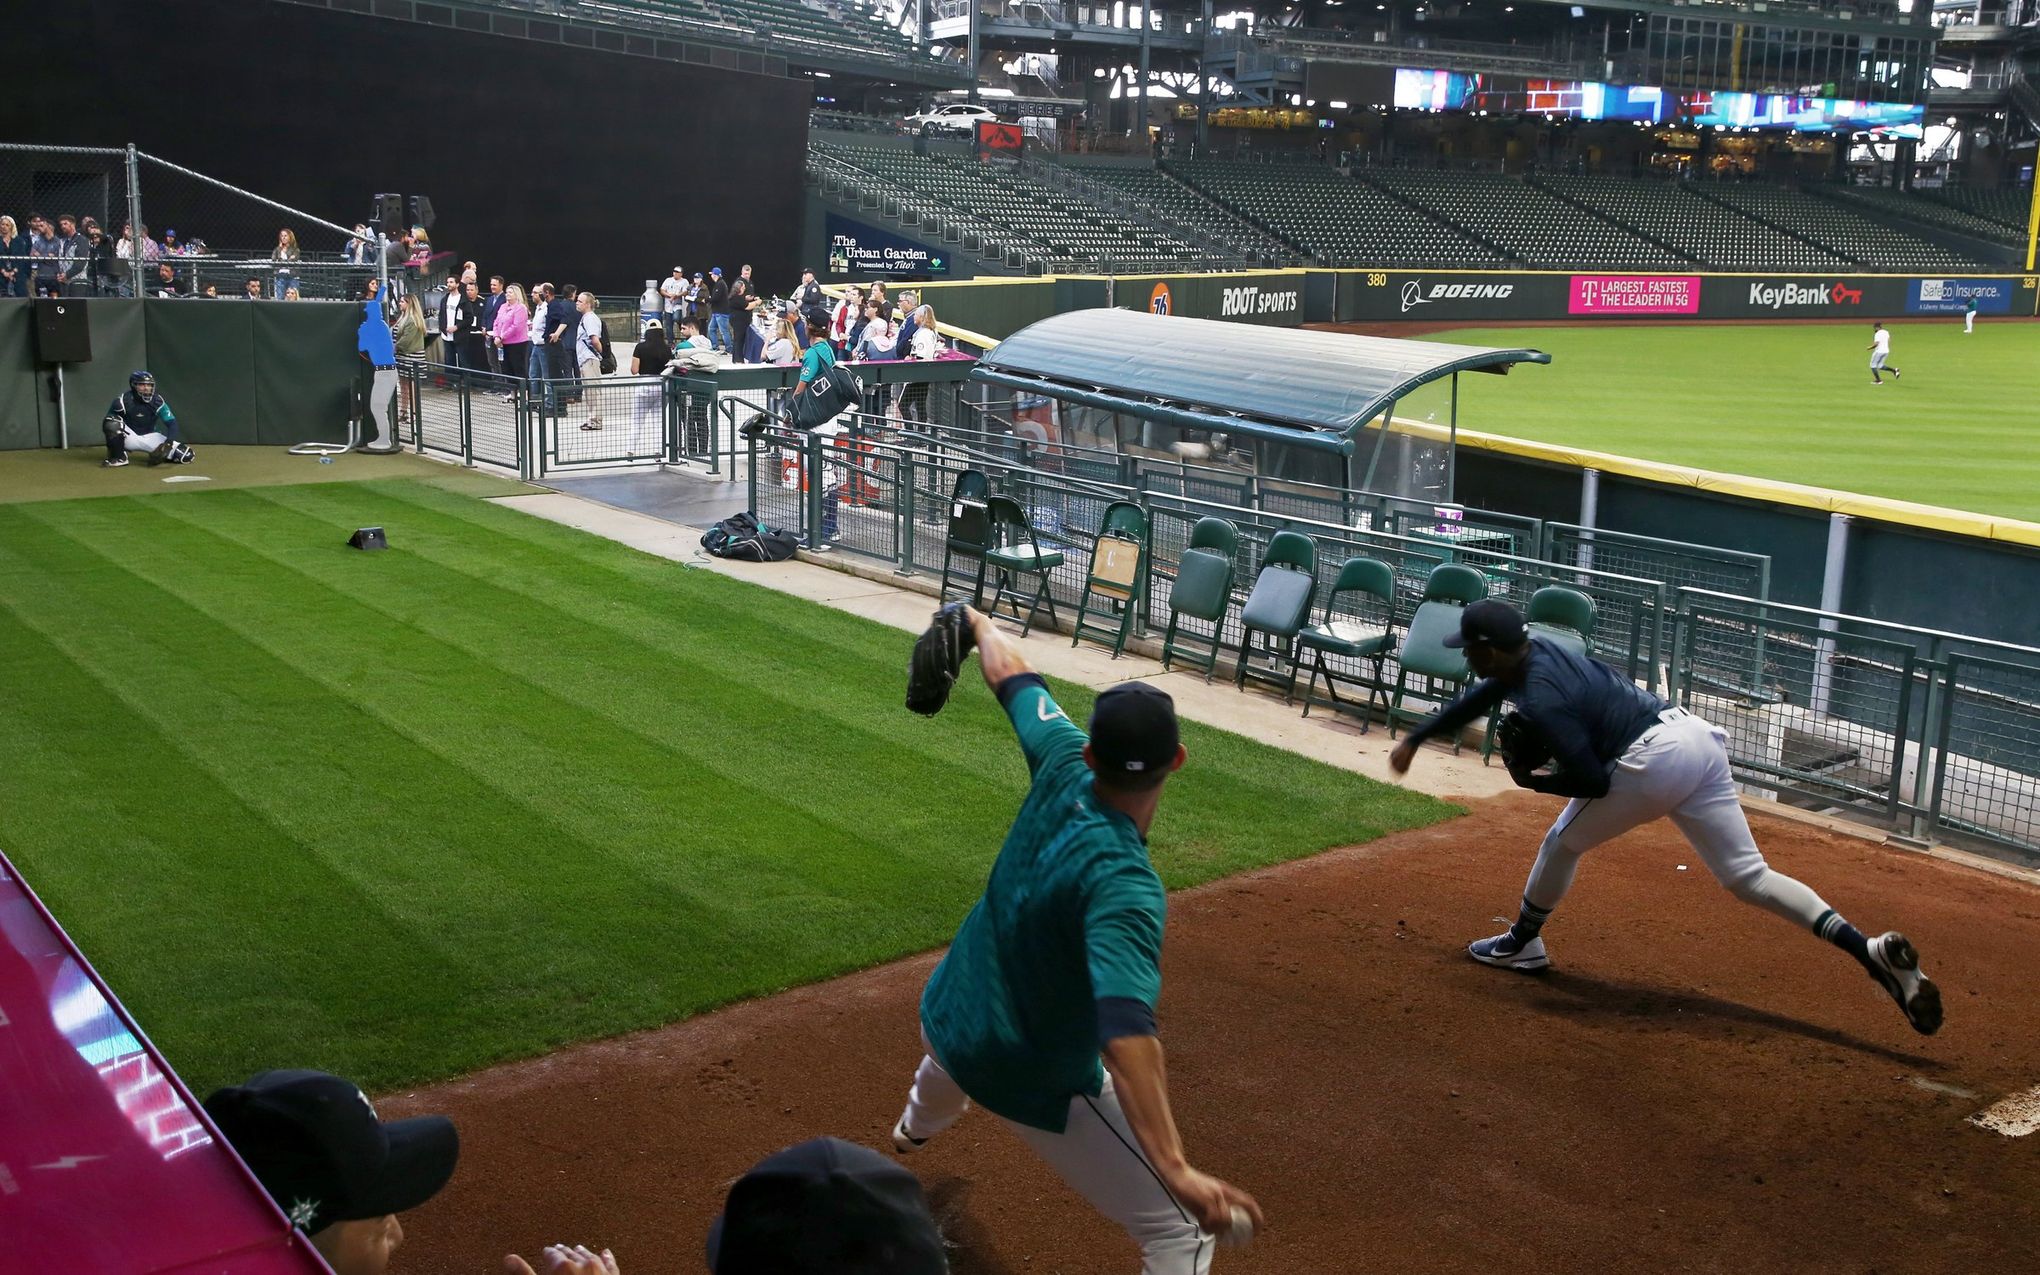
969;309;1549;504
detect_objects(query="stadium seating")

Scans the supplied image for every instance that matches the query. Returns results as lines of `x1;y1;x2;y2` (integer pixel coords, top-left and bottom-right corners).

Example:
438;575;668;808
605;0;924;66
1163;161;1511;268
1929;185;2035;236
1066;163;1304;265
1363;169;1692;270
814;141;1200;271
1533;175;1852;271
1698;183;1989;271
1818;185;2023;247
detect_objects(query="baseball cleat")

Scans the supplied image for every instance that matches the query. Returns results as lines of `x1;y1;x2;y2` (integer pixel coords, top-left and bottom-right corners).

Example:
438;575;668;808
1468;931;1549;972
890;1116;928;1155
1865;931;1941;1035
102;455;129;468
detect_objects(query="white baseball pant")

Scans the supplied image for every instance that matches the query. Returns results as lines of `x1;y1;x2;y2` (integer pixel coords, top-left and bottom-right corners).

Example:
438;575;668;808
1521;710;1832;929
901;1037;1216;1275
1965;311;1976;333
367;367;397;449
118;427;170;455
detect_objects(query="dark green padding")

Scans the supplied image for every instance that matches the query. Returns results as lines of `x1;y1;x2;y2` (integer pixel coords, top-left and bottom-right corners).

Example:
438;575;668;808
254;301;356;446
146;299;258;445
0;301;46;450
61;299;147;443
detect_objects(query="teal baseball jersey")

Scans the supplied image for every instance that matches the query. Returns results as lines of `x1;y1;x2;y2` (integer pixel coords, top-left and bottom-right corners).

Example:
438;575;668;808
920;676;1168;1133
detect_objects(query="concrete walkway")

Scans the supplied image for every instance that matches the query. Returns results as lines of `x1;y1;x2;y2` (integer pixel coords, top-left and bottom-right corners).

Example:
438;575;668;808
495;486;1517;803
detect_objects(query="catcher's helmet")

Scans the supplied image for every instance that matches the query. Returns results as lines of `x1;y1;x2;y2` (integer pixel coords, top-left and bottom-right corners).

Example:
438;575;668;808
130;369;156;391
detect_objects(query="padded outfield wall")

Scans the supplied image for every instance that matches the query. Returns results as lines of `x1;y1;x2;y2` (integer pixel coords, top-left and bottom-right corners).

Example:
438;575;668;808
904;270;2040;341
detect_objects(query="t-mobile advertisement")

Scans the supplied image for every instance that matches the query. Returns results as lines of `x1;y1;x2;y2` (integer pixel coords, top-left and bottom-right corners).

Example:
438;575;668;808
1568;275;1703;316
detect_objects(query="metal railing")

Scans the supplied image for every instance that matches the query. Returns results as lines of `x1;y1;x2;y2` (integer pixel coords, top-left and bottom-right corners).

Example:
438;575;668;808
1668;589;2040;859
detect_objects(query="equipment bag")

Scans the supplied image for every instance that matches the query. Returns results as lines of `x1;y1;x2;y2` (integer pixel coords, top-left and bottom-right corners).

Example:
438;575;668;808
700;511;800;563
787;361;864;432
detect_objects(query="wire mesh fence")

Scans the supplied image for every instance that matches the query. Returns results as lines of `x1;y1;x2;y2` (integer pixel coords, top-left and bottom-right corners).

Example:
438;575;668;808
0;143;383;303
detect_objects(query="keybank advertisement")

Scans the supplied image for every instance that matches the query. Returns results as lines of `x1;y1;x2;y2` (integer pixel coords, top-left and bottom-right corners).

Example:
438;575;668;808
825;213;949;277
1908;278;2014;315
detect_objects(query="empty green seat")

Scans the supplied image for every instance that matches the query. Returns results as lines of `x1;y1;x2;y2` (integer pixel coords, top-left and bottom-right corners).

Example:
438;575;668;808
1296;556;1398;730
1161;516;1237;682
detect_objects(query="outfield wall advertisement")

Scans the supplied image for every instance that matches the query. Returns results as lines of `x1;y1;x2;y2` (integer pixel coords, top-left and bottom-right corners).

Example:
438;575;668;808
1339;272;2040;323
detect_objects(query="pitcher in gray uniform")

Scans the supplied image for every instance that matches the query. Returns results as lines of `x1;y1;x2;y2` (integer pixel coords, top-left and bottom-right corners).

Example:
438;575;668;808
1391;600;1941;1036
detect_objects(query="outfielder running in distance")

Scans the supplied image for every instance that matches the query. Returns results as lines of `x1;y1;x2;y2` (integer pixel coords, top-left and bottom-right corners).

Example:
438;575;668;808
895;604;1263;1273
1391;599;1942;1036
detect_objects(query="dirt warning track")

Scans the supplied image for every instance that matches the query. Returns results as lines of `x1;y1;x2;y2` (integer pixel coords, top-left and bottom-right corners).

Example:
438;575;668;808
385;793;2040;1275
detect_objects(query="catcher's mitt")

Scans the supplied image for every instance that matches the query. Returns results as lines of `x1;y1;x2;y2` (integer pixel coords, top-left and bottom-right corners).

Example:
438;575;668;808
1495;711;1554;782
905;602;976;716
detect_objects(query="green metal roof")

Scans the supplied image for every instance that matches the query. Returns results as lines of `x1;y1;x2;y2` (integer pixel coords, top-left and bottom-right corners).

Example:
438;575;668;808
974;309;1550;441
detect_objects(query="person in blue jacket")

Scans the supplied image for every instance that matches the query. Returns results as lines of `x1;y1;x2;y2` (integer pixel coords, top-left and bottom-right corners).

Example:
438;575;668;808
359;297;399;452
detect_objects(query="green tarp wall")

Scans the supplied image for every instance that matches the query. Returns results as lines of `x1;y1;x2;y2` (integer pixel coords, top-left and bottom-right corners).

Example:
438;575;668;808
0;298;356;451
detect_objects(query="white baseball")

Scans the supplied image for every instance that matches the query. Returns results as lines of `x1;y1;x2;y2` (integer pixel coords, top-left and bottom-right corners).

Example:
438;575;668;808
1219;1203;1254;1248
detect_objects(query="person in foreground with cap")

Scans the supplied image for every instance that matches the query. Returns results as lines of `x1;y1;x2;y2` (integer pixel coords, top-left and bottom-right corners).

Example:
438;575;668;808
707;1135;946;1273
207;1068;621;1275
203;1069;460;1275
893;606;1263;1272
1389;599;1942;1035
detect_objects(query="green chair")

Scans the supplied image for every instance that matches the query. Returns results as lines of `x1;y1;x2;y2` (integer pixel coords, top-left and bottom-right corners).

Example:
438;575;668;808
1386;563;1488;751
984;495;1065;636
1071;501;1148;659
1295;556;1398;731
1234;530;1318;698
1161;516;1238;683
1483;586;1598;762
1526;584;1597;655
939;469;993;606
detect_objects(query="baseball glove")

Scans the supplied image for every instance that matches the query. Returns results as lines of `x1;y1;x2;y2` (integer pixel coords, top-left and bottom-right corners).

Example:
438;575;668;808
905;602;976;717
1495;711;1554;782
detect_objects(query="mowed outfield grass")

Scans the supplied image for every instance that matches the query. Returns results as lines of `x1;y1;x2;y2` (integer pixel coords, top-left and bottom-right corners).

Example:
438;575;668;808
1399;321;2040;522
0;479;1450;1096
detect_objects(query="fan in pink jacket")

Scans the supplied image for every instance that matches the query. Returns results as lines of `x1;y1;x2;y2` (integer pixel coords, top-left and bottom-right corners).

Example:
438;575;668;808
493;284;534;382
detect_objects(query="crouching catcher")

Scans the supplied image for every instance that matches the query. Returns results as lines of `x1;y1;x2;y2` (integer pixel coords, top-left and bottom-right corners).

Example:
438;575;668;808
103;369;195;467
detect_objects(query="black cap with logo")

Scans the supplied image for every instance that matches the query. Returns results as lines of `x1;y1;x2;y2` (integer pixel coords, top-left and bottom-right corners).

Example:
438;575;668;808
707;1136;947;1274
1441;598;1529;650
1087;682;1180;779
203;1069;459;1235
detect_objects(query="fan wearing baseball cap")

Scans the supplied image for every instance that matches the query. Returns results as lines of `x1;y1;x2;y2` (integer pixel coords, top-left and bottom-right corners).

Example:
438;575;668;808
1388;599;1941;1036
891;606;1262;1272
707;1136;946;1273
204;1070;459;1275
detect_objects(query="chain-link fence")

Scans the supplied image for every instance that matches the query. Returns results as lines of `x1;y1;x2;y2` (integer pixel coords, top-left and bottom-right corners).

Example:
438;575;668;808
0;143;385;303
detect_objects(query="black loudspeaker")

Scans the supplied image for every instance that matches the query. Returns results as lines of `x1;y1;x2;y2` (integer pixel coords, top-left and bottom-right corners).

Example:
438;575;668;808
33;299;91;364
406;195;435;232
347;527;389;552
374;192;404;237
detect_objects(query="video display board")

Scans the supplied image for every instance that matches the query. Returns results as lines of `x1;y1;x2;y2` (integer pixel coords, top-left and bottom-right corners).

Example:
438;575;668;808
1390;68;1921;137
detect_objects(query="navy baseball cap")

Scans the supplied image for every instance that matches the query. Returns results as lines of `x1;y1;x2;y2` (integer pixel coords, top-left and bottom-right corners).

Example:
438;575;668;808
1442;599;1528;649
204;1070;459;1235
706;1137;946;1274
1088;682;1180;779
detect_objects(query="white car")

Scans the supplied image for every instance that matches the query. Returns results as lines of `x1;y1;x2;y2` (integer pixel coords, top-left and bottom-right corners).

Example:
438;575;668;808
904;102;1001;135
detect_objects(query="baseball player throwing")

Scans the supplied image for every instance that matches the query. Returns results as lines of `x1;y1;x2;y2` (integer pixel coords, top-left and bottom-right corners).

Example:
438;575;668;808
1390;599;1941;1036
894;605;1263;1272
